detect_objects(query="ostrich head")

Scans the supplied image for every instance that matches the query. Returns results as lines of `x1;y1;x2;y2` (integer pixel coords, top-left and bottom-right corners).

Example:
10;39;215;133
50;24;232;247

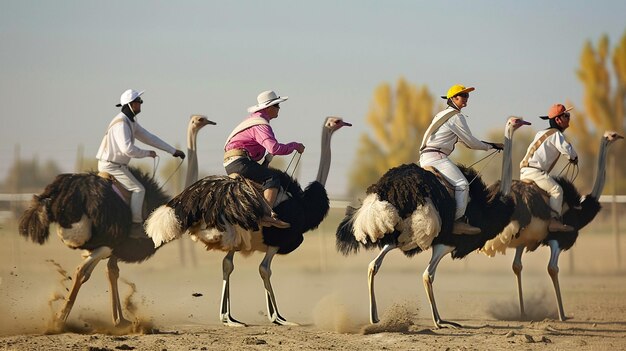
188;115;216;137
504;116;531;138
324;116;352;133
604;130;624;143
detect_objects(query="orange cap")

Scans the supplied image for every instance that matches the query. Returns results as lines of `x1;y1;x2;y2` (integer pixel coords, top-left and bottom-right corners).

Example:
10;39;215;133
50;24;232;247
540;104;574;120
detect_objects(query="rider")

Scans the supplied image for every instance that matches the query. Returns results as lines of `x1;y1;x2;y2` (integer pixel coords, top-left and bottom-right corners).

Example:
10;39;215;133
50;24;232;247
96;89;185;236
520;103;577;232
223;90;305;229
419;84;503;235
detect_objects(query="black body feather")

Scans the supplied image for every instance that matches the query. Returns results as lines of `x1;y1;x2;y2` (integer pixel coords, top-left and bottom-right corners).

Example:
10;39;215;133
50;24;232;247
18;167;169;263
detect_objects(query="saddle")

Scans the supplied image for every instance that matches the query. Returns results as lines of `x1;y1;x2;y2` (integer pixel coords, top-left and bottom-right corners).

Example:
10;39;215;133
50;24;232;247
98;171;148;220
422;166;455;197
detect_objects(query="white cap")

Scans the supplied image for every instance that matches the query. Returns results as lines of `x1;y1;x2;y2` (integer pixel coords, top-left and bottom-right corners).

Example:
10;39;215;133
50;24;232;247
116;89;144;107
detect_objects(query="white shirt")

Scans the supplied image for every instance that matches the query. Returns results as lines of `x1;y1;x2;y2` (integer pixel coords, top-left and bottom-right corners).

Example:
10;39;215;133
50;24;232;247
96;112;176;165
522;129;577;171
421;107;492;155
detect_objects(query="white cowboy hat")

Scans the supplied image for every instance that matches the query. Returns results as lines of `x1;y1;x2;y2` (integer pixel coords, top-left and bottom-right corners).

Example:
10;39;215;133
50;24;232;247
247;90;288;113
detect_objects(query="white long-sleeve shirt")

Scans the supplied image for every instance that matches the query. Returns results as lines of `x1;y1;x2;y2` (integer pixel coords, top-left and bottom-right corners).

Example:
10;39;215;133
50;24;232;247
96;112;176;165
421;107;493;155
522;129;577;171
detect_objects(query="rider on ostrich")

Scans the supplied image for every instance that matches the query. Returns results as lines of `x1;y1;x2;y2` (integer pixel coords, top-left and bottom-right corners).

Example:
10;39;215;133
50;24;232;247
96;89;185;236
223;90;306;228
519;103;577;232
419;84;503;235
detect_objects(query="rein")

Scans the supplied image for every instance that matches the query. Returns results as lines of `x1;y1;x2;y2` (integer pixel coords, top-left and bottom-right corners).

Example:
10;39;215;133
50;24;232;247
464;149;501;187
151;155;185;188
281;152;303;191
556;161;579;182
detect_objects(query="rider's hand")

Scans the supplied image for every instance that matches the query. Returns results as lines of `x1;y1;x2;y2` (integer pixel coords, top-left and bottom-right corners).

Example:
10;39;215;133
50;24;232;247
173;150;186;159
570;157;578;165
148;150;157;158
295;143;305;154
490;142;504;151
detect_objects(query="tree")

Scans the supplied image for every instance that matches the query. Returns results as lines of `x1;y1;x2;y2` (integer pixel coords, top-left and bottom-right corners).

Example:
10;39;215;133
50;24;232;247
1;158;62;193
349;78;438;194
570;32;626;193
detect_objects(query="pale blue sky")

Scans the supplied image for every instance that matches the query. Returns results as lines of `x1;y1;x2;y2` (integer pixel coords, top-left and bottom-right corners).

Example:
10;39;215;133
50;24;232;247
1;1;625;196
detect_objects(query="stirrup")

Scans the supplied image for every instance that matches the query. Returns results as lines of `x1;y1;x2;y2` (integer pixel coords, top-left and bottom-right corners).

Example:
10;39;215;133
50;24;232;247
260;214;290;229
452;219;481;235
548;218;574;232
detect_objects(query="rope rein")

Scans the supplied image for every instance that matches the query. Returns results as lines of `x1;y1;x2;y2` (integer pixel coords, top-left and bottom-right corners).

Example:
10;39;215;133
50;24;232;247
161;158;185;187
556;161;579;182
464;149;501;188
150;155;185;188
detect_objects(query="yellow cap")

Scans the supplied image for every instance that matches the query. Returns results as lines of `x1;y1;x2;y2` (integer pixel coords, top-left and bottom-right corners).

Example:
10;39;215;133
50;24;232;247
441;84;475;99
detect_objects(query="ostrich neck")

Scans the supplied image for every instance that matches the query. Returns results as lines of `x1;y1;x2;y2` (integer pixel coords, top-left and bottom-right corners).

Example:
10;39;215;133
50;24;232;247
185;126;199;187
315;128;333;186
590;139;609;198
499;131;513;196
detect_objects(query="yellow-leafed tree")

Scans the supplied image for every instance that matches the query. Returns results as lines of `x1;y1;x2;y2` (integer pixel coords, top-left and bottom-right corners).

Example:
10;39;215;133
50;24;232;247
349;78;438;194
570;32;626;193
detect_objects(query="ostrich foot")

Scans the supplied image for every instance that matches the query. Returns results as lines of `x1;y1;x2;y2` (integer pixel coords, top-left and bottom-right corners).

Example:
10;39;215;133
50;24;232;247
434;319;462;329
270;313;299;326
114;318;132;328
221;314;247;327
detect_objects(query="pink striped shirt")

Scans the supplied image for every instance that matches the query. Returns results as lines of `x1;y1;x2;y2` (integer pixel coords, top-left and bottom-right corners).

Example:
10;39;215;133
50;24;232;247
225;111;300;161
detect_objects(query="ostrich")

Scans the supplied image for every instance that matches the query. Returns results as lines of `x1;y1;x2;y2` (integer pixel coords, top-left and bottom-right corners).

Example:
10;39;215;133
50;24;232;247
481;131;623;321
17;115;215;327
336;116;530;328
145;116;351;326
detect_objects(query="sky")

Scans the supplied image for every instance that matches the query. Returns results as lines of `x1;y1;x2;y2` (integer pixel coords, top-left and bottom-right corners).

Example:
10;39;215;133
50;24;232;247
1;0;625;197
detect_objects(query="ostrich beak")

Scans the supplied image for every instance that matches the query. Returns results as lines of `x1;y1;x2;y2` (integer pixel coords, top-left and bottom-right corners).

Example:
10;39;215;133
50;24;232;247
340;121;352;127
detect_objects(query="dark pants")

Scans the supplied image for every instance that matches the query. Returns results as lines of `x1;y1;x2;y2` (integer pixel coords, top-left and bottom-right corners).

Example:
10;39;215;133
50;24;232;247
225;158;280;190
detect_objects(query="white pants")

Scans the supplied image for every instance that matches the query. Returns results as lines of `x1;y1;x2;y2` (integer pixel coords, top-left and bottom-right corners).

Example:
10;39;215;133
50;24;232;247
419;153;468;220
98;161;145;223
520;167;563;218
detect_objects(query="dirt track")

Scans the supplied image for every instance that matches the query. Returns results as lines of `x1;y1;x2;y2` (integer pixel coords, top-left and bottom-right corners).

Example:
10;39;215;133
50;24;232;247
1;216;625;350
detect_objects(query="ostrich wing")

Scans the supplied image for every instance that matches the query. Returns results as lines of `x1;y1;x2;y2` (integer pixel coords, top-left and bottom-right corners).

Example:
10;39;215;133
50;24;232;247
169;175;269;232
19;173;131;246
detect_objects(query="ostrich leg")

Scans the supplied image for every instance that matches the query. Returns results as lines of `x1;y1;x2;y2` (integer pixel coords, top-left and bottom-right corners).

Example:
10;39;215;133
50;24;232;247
547;240;568;321
220;250;245;327
260;246;298;326
368;244;397;324
423;244;460;329
106;256;131;327
56;247;113;324
512;246;527;320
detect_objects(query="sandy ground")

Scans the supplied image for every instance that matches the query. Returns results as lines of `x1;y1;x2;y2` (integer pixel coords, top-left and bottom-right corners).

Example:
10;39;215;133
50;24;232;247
1;210;625;351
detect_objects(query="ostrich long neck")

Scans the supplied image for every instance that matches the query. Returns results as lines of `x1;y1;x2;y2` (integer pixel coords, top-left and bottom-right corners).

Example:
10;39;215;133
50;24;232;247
185;123;199;187
590;138;609;198
499;129;514;196
315;127;333;186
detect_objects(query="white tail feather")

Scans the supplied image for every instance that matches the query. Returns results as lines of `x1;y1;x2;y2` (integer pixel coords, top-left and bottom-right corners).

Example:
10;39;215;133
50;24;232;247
481;221;521;257
397;198;440;251
353;193;400;244
145;206;182;248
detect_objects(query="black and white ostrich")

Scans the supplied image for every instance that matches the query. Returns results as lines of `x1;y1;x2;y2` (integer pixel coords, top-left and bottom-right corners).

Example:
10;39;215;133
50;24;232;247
336;117;530;328
145;116;351;327
481;131;623;321
18;115;215;327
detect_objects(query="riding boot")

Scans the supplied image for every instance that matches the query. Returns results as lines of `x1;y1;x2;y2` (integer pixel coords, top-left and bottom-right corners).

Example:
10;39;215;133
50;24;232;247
452;216;481;235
